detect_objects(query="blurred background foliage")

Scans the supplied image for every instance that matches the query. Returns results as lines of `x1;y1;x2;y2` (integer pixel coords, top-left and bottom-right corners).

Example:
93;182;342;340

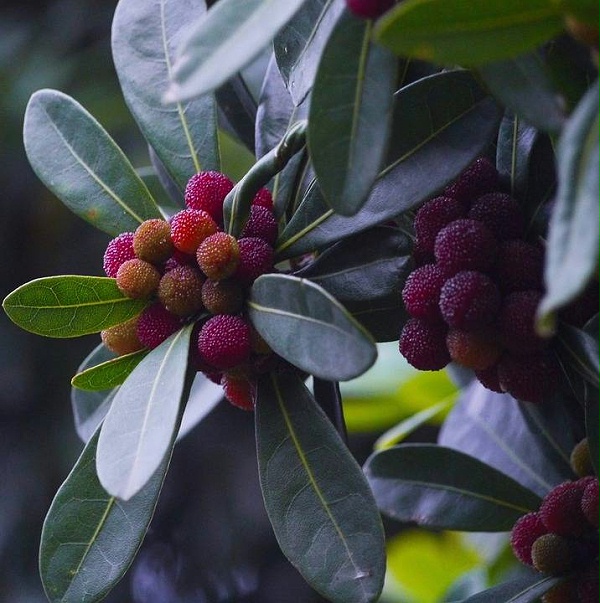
0;2;522;601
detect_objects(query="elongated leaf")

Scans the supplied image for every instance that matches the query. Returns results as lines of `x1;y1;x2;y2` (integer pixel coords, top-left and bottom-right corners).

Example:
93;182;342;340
538;82;599;332
478;52;567;133
585;387;599;474
23;90;162;236
558;323;599;387
248;274;377;381
177;373;223;440
344;293;406;343
216;74;257;153
275;0;345;106
96;325;192;500
71;349;149;391
294;227;411;302
166;0;306;102
3;276;147;338
40;429;169;603
364;444;542;531
308;11;397;216
460;573;560;602
256;371;385;603
375;0;563;67
277;71;501;258
112;0;220;192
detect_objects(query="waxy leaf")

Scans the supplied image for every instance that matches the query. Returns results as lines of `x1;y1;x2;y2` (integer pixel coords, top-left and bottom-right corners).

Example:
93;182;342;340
256;371;385;603
308;11;397;216
345;293;405;343
585;387;599;475
558;323;599;388
177;373;224;440
538;81;599;332
71;349;149;391
3;276;146;338
96;325;193;500
112;0;220;192
461;572;560;603
375;0;563;67
216;74;257;153
23;90;162;236
277;71;501;258
364;444;542;531
248;274;377;381
166;0;306;102
40;429;169;603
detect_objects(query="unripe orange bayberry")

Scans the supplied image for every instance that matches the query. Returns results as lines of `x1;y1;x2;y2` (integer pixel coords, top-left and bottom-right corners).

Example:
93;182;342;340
221;374;256;411
252;187;273;210
157;265;205;317
581;478;599;528
345;0;394;19
103;232;135;277
196;232;240;280
443;156;499;207
101;316;143;356
497;351;560;404
414;196;466;254
570;438;594;478
184;170;234;224
201;278;244;315
170;208;218;254
498;290;548;354
399;318;450;371
531;533;578;575
468;192;525;241
133;218;174;264
136;303;181;349
446;329;502;371
234;237;274;285
240;205;278;245
402;264;447;321
197;314;251;370
116;258;161;299
539;480;591;537
494;240;545;293
511;512;548;566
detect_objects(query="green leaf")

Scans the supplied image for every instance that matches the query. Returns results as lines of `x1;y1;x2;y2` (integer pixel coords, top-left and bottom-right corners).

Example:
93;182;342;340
559;0;599;24
478;52;567;133
23;89;162;236
40;428;170;603
538;81;599;333
96;325;192;500
71;349;149;391
2;276;147;338
364;444;542;531
166;0;306;102
277;71;501;258
557;323;599;388
248;274;377;381
308;11;397;216
344;293;406;343
256;371;386;603
274;0;345;106
375;0;564;67
460;572;560;602
112;0;220;191
585;387;599;475
177;372;224;440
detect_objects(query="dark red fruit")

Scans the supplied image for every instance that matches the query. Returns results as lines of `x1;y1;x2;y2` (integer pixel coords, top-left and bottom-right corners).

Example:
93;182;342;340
434;219;498;275
401;264;447;321
542;579;579;603
196;232;240;280
197;314;251;370
411;238;435;267
221;374;256;411
498;290;548;354
234;237;274;285
581;478;599;528
136;303;181;349
510;512;548;566
170;208;218;254
252;187;273;210
184;170;234;224
157;265;205;316
497;351;560;404
201;278;244;315
399;318;450;371
133;219;174;264
116;258;161;299
414;196;466;255
439;270;500;330
345;0;394;19
446;329;503;371
103;232;135;277
240;205;278;245
443;156;499;207
494;240;545;293
101;316;143;356
577;564;599;603
468;192;525;241
475;363;503;393
531;533;578;575
539;480;590;537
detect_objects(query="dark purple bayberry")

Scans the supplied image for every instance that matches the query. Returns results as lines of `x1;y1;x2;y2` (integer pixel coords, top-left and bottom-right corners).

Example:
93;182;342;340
399;318;450;371
414;196;466;254
494;240;545;293
197;314;252;370
468;192;525;241
234;237;274;285
136;303;181;349
345;0;394;20
443;156;499;207
498;290;548;354
240;205;278;245
401;263;447;321
103;232;135;278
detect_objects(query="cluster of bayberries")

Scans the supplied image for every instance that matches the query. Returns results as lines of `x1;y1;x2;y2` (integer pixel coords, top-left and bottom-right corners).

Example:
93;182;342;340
100;170;279;410
399;157;572;404
510;440;598;602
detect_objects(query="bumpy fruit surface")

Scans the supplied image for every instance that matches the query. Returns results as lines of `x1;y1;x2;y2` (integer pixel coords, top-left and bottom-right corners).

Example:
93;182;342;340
252;187;273;210
577;565;599;603
474;363;503;393
116;259;161;299
170;209;218;254
443;156;499;206
184;170;234;224
234;237;274;285
201;278;244;315
539;480;591;537
136;303;181;349
570;438;594;478
133;219;174;264
196;232;240;280
531;533;577;575
494;240;544;293
581;478;599;528
101;316;143;356
413;196;466;254
345;0;394;19
399;318;450;371
197;314;251;370
497;351;560;404
468;192;525;240
240;205;278;245
103;232;135;278
157;265;205;316
511;512;548;566
446;329;502;371
401;263;447;321
221;374;256;411
498;290;548;353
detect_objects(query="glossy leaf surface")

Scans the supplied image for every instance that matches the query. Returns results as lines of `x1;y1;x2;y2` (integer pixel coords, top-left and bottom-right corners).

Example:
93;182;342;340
344;293;405;343
71;349;149;391
364;444;542;531
112;0;220;192
460;572;559;602
558;323;599;388
256;371;385;603
248;274;377;381
23;89;161;236
166;0;306;102
585;387;599;475
375;0;563;66
3;276;146;338
40;429;168;603
97;325;192;500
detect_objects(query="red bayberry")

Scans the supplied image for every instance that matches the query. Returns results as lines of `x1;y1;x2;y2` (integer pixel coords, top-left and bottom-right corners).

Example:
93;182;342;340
539;480;591;537
103;232;135;277
446;328;503;371
468;192;525;241
221;374;256;411
184;170;234;225
399;318;450;371
116;258;161;299
497;351;560;404
475;363;503;393
101;316;143;356
443;156;499;207
414;196;466;254
197;314;251;370
494;240;545;293
345;0;394;19
498;290;548;354
157;265;205;317
234;237;275;285
196;232;240;281
136;303;181;349
510;512;548;566
201;278;244;315
133;219;174;264
581;478;599;528
170;209;218;255
577;564;599;603
402;264;447;321
240;205;278;245
252;187;273;210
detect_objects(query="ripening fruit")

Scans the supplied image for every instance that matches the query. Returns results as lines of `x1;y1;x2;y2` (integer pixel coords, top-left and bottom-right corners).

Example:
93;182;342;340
581;478;599;528
539;480;591;537
157;265;205;317
345;0;394;19
103;232;135;277
497;351;560;404
510;512;548;566
401;263;447;321
252;187;274;210
170;209;218;254
494;240;545;293
446;329;503;371
201;278;244;315
570;438;594;478
116;258;161;299
413;196;466;254
234;237;274;285
498;290;548;354
240;205;278;245
468;192;525;241
531;533;578;575
136;303;181;349
101;316;144;356
443;156;499;207
434;219;498;275
196;232;240;280
399;318;451;371
197;314;251;370
221;374;256;411
133;219;174;264
184;170;234;224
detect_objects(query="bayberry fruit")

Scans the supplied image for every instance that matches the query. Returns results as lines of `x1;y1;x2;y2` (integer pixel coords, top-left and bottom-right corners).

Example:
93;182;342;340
196;232;240;280
103;232;135;277
511;512;548;566
101;316;143;356
240;205;278;245
494;240;545;293
446;329;502;371
157;265;205;317
116;258;161;299
184;170;234;224
170;209;218;255
221;374;256;411
570;438;594;478
498;290;548;353
234;237;274;285
197;314;251;370
468;192;525;241
401;264;447;321
443;156;499;207
542;579;579;603
539;480;590;537
581;478;599;528
252;187;273;210
345;0;394;19
531;533;577;575
201;278;244;315
133;219;173;264
497;351;560;404
475;363;503;393
136;303;181;349
577;564;599;603
399;318;450;371
413;196;466;254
